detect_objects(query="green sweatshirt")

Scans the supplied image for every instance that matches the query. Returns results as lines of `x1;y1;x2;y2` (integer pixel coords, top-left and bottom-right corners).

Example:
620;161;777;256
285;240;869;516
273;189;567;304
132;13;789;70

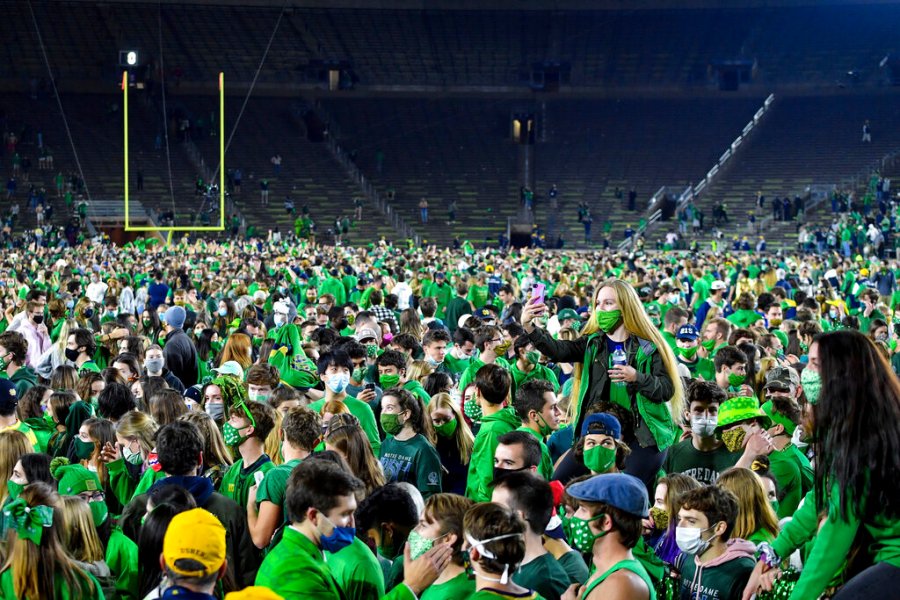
773;485;900;600
106;527;139;600
465;407;521;502
0;567;104;599
768;444;813;519
403;379;431;406
457;356;511;395
327;537;385;600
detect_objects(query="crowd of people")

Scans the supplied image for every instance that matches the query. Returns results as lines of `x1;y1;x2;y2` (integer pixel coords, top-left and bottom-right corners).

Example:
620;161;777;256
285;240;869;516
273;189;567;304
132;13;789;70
0;237;893;600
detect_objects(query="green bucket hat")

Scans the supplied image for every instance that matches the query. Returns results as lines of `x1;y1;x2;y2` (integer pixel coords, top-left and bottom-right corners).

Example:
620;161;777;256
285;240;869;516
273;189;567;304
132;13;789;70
715;396;771;432
760;400;797;435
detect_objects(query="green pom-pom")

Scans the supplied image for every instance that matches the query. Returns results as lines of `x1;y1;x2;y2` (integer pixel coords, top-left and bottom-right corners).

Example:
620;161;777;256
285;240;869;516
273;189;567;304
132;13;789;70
757;568;800;600
49;457;71;480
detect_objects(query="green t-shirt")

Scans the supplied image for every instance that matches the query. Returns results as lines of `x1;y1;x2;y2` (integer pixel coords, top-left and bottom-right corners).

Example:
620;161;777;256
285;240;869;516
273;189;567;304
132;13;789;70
513;552;570;600
557;550;590;586
420;571;476;600
379;434;442;499
220;454;274;508
256;458;303;512
679;357;715;381
326;537;385;600
661;439;740;485
309;395;381;455
442;351;472;377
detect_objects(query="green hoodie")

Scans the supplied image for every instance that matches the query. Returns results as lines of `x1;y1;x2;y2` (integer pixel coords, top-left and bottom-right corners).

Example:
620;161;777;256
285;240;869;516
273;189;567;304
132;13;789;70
403;379;431;406
9;365;37;398
726;309;763;328
465;406;521;502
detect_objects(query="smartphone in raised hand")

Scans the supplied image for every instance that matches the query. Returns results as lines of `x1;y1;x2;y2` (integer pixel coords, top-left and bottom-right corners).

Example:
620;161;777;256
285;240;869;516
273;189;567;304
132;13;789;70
531;283;545;305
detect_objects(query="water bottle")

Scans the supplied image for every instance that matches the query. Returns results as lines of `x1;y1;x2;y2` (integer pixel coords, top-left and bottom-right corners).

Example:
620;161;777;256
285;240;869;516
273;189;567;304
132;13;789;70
612;347;627;386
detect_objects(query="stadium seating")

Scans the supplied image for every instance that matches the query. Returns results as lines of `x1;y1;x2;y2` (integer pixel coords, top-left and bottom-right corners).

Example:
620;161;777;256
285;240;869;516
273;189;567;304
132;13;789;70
324;96;764;246
4;3;899;89
691;93;900;247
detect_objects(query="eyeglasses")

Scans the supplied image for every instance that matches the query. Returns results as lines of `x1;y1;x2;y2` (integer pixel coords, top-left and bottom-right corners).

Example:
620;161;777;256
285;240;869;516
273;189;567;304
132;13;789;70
78;491;105;502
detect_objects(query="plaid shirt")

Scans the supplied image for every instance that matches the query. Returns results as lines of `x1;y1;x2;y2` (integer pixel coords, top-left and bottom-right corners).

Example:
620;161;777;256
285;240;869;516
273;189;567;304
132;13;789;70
371;305;397;332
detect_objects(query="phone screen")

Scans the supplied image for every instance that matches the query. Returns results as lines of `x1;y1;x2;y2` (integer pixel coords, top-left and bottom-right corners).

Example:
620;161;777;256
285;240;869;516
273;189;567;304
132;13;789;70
531;283;545;304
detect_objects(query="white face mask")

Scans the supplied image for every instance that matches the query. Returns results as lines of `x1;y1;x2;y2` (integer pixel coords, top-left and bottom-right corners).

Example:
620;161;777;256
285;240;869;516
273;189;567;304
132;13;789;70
690;415;717;438
464;532;524;584
791;425;808;449
274;314;287;327
326;372;350;394
675;525;715;556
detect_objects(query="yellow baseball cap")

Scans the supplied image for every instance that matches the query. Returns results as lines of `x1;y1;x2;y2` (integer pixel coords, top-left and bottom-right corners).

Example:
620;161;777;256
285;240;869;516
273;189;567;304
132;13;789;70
225;587;285;600
163;508;226;577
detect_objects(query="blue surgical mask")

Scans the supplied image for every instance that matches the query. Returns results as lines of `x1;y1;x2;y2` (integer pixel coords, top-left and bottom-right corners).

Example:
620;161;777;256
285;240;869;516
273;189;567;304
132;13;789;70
318;513;355;553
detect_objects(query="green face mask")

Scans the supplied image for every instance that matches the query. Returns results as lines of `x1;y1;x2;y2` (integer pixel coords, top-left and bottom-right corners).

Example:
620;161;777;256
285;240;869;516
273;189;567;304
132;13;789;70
594;309;622;333
380;413;404;436
380;374;401;389
89;500;109;527
351;367;366;383
701;339;716;351
222;422;248;447
727;372;746;387
583;444;617;473
366;344;380;358
721;427;747;453
6;480;24;501
535;414;554;437
569;513;608;553
73;437;96;461
800;368;821;405
434;418;458;438
524;350;541;365
463;399;482;422
769;499;780;515
678;345;699;360
43;411;55;426
142;319;152;329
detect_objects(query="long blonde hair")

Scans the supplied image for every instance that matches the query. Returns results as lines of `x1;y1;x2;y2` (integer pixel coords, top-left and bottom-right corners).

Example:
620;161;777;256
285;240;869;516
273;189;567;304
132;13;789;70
718;467;780;541
429;392;474;463
569;279;683;424
3;483;97;600
0;431;33;505
59;496;105;562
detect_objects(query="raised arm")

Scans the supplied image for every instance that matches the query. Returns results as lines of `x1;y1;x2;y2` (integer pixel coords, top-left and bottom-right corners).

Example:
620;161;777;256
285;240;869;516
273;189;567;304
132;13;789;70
522;299;589;364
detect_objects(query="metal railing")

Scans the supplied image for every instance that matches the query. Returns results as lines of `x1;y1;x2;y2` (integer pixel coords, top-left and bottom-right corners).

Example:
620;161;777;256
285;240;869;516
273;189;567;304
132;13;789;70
312;97;420;244
618;93;775;251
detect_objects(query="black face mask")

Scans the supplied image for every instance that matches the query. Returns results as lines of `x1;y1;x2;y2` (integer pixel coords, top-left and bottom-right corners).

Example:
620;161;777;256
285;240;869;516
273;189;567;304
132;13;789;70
65;348;80;362
32;315;43;325
83;308;94;319
492;465;527;486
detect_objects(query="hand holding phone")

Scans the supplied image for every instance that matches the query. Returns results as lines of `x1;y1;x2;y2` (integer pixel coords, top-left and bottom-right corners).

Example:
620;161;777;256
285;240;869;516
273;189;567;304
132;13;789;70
531;283;545;305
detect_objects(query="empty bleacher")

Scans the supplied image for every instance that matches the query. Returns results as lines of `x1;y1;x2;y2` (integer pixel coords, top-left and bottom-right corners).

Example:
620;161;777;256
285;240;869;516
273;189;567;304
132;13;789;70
691;93;900;247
